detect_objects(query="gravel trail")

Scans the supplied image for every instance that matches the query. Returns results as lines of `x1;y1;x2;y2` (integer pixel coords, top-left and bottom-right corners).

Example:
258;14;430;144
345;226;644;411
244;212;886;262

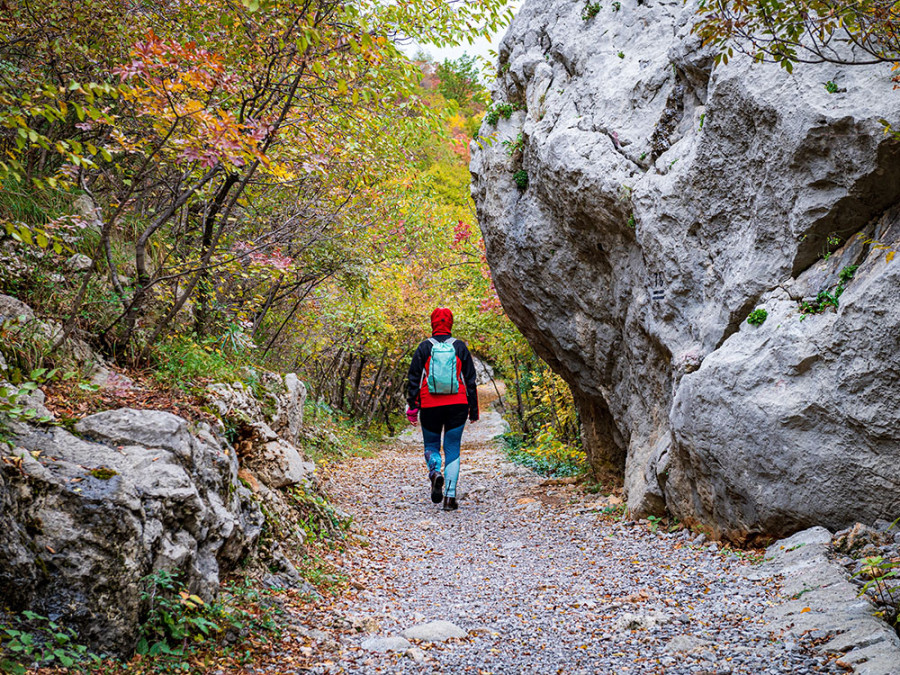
300;425;843;674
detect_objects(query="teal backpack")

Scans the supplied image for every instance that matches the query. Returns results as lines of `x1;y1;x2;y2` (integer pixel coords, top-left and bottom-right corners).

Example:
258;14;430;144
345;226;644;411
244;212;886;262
427;338;459;395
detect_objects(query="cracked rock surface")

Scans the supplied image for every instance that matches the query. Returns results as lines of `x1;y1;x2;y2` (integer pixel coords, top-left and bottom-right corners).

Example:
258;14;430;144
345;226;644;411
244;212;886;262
471;0;900;541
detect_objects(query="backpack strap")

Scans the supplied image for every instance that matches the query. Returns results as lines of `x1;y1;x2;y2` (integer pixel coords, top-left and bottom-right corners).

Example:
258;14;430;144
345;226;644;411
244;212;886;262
422;338;437;390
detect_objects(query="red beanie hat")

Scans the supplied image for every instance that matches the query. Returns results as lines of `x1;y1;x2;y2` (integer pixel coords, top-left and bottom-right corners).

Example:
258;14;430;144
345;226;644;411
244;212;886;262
431;307;453;335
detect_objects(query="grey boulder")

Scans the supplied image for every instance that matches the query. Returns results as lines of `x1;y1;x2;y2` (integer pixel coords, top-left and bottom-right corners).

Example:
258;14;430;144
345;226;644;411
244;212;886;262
361;636;412;652
0;408;262;654
471;0;900;541
401;620;468;642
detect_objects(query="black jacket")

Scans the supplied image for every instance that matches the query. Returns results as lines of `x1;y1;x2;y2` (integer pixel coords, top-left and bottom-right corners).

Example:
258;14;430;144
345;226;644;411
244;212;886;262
406;334;479;421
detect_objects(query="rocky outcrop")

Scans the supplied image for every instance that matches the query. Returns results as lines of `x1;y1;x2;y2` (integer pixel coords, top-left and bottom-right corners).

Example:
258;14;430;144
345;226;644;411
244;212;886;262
0;294;98;369
755;527;900;674
472;0;900;541
0;409;262;654
206;376;314;489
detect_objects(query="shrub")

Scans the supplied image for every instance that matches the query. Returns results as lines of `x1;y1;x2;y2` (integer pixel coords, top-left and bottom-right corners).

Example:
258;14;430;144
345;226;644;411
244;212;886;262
136;570;279;670
484;102;516;126
513;170;529;190
0;610;101;674
746;308;768;326
152;335;251;391
582;2;602;20
501;429;587;477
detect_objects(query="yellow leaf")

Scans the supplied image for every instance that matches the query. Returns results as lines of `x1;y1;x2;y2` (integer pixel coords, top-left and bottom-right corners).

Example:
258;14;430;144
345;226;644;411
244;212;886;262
800;607;811;613
887;250;895;263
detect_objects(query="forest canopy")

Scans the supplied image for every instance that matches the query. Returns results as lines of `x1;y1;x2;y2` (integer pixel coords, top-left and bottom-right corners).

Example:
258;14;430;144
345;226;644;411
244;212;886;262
0;0;580;458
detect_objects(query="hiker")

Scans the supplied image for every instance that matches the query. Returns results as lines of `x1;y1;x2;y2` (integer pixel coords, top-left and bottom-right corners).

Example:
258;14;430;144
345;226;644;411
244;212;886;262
406;307;479;511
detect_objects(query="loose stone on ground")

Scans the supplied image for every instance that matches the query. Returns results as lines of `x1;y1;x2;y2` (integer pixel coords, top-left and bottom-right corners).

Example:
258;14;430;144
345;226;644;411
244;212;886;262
303;438;854;674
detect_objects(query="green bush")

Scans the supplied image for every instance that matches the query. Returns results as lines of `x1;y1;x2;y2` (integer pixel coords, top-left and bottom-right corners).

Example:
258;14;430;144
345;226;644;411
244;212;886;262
746;308;768;326
152;335;251;391
0;610;101;674
484;102;516;126
500;429;587;477
582;2;602;20
513;169;529;190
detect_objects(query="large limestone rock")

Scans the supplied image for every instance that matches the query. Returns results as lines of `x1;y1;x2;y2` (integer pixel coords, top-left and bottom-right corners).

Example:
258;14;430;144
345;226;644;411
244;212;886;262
0;408;263;654
205;376;313;489
472;0;900;542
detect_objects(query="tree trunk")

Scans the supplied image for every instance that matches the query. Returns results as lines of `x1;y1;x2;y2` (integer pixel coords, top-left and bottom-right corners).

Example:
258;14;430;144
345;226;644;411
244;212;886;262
350;355;367;414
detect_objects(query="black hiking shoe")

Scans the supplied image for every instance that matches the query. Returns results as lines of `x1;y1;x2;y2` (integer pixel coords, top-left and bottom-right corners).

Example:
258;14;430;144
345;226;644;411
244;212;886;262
430;471;444;504
442;496;458;511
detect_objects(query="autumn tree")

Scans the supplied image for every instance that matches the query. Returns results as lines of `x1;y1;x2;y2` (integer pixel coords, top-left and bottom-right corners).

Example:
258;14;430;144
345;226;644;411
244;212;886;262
436;53;484;109
695;0;900;74
0;0;513;360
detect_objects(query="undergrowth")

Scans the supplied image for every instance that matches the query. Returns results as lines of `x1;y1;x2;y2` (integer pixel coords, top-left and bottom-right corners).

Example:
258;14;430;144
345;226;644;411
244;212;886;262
299;399;378;463
0;610;101;674
152;334;256;393
500;428;587;477
0;571;282;675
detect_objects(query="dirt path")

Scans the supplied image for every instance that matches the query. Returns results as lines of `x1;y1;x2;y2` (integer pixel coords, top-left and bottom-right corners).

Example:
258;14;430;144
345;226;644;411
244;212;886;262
273;427;844;674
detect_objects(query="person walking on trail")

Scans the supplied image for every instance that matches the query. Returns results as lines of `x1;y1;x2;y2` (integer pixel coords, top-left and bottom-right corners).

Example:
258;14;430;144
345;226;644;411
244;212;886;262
406;307;479;511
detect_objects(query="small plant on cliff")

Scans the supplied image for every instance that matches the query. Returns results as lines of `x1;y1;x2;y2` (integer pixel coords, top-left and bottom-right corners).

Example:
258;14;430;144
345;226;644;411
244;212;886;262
825;80;839;93
612;1;621;10
0;610;101;674
582;2;602;20
513;169;529;190
854;556;899;626
822;233;842;261
839;264;859;283
799;289;839;318
503;132;526;157
746;308;768;326
484;102;516;126
799;265;858;319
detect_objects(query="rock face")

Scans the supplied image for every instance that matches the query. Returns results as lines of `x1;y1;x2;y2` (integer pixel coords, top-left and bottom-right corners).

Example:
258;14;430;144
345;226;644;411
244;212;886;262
206;376;314;489
0;409;263;654
471;0;900;542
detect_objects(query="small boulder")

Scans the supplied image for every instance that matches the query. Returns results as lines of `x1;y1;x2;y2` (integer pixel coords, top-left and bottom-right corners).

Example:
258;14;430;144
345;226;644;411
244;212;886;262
73;194;103;232
833;523;886;555
613;612;671;633
361;636;412;653
75;408;193;460
401;620;467;642
65;254;93;272
248;437;314;489
666;635;713;653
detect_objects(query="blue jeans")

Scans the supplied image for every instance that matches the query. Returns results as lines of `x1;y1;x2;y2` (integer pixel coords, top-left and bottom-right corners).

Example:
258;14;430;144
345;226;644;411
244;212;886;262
422;423;465;498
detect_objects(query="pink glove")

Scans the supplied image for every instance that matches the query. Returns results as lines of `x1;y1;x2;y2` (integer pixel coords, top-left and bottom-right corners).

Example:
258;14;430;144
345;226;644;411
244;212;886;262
406;408;419;426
